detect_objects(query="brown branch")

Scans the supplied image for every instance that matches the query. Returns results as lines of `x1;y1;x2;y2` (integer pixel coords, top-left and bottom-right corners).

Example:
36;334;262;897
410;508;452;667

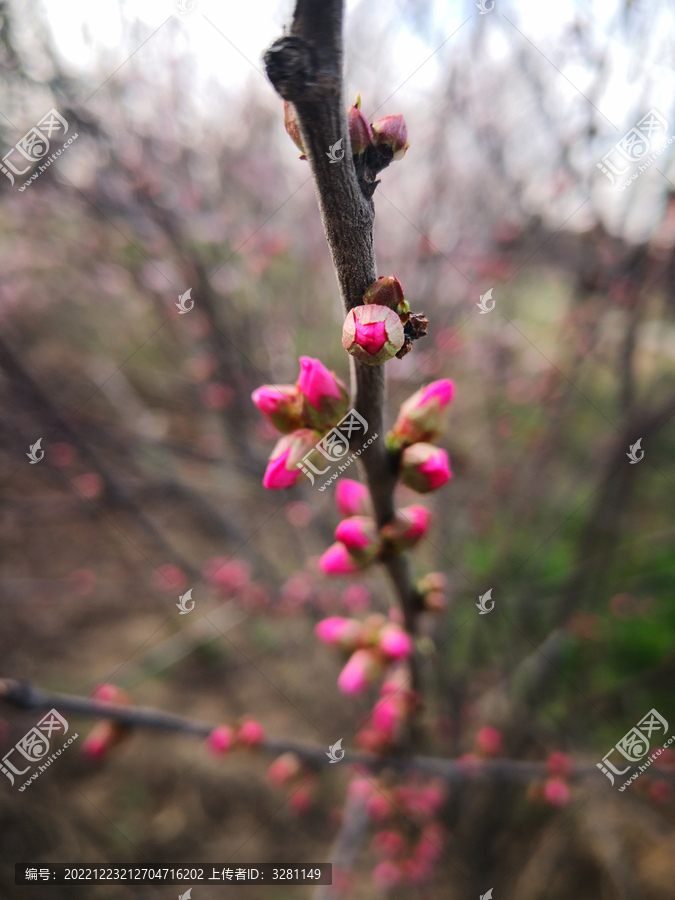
263;1;421;695
0;679;598;782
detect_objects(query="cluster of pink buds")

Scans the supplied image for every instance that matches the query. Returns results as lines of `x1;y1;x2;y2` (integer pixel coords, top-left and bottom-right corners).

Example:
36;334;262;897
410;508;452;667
284;93;409;164
526;751;574;808
315;613;414;696
81;684;133;761
266;751;318;816
320;478;434;576
386;379;454;493
347;776;446;891
342;275;428;365
356;667;418;751
206;717;265;756
252;357;349;490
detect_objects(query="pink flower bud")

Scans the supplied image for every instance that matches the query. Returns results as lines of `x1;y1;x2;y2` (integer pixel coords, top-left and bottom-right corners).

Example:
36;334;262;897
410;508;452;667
416;572;448;612
82;721;124;761
314;616;362;649
319;542;364;576
372;861;402;891
414;822;446;863
207;725;234;755
372;697;403;740
379;625;414;660
238;719;265;747
297;356;350;431
546;751;573;778
348;94;373;154
380;505;432;551
335;516;380;563
372;114;409;161
337;648;381;694
347;777;373;803
367;793;393;821
267;752;302;787
251;384;304;434
92;683;126;704
363;275;408;317
283;101;305;155
543;777;571;808
372;830;407;860
476;726;503;757
342;583;371;613
386;379;455;449
289;783;315;815
400;443;452;493
202;558;251;592
342;305;405;365
336;478;370;517
263;428;321;490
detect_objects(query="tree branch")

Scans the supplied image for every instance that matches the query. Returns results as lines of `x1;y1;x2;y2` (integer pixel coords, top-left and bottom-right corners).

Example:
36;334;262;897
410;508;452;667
0;679;598;782
263;0;421;692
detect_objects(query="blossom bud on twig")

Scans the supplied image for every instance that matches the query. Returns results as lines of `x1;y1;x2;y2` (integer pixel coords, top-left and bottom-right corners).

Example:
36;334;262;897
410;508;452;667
386;379;455;451
283;101;305;157
337;648;382;694
399;443;452;493
237;719;265;747
263;428;321;490
415;572;448;612
379;625;414;660
342;305;405;365
319;542;365;576
336;478;370;517
380;505;432;552
363;275;409;319
297;356;350;432
335;516;380;563
251;384;304;434
371;114;410;160
347;93;373;154
207;725;235;755
314;616;362;650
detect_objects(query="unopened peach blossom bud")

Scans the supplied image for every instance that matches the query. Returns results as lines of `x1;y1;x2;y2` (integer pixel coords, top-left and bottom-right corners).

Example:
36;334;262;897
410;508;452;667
283;101;305;156
380;505;432;551
335;516;380;563
297;356;350;431
267;752;302;787
372;861;402;891
546;751;573;778
372;114;409;161
336;478;370;517
207;725;235;755
251;384;304;434
348;94;373;154
379;625;414;660
337;648;381;695
543;777;571;808
366;792;393;822
342;305;404;365
386;379;455;450
314;616;362;650
416;572;449;612
81;721;127;761
372;829;407;860
400;443;452;493
476;726;503;757
363;275;408;318
263;428;321;490
319;542;364;576
238;719;265;747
